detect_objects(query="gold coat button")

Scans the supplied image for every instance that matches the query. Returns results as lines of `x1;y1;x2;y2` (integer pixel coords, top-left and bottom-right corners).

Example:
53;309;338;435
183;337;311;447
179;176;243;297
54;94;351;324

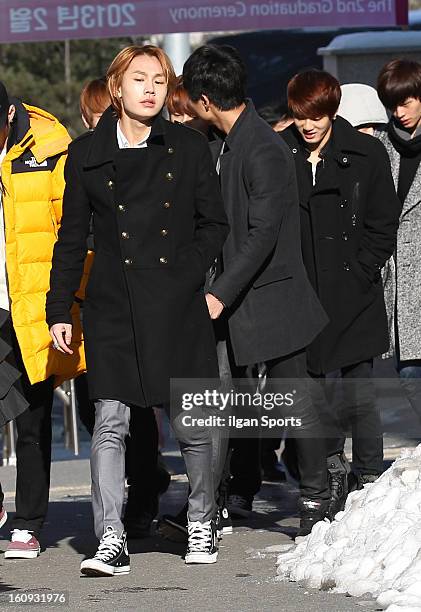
164;201;170;209
108;180;114;189
118;204;126;212
121;232;129;239
168;147;174;154
161;229;168;237
165;172;174;181
124;258;133;265
159;257;168;264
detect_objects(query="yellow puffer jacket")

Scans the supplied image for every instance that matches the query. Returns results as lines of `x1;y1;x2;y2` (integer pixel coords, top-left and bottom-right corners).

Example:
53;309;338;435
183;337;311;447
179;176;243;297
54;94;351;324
1;101;86;385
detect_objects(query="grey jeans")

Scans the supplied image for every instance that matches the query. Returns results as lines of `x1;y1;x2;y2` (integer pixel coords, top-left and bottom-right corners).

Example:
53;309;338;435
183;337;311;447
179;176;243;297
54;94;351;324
91;399;216;539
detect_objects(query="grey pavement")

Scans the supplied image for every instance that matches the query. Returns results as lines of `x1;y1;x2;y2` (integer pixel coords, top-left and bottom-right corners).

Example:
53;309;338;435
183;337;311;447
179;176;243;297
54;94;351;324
0;450;385;612
0;354;420;611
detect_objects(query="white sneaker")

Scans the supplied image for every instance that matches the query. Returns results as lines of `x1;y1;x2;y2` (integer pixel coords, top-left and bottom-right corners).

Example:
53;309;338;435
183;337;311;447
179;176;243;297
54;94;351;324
80;526;130;577
185;520;218;564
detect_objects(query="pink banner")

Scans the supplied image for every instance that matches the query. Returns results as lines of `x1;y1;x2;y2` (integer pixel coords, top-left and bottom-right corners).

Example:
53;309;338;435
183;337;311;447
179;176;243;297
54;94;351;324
0;0;408;44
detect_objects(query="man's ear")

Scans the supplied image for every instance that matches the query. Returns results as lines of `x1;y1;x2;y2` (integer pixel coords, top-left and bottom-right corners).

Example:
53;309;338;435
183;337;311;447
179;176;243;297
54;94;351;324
201;94;211;112
8;105;15;124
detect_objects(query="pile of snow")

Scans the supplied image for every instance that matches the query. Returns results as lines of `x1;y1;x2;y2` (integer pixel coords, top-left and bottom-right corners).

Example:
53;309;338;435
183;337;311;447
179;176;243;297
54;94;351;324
276;445;421;611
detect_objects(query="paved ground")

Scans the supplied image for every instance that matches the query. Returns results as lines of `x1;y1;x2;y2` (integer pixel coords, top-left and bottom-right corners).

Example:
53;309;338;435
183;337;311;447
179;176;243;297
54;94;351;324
0;449;403;612
0;356;419;611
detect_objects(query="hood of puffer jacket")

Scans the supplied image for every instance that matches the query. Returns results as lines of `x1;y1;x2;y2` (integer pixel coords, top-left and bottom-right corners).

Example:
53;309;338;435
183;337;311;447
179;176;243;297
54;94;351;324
337;83;388;128
6;99;71;162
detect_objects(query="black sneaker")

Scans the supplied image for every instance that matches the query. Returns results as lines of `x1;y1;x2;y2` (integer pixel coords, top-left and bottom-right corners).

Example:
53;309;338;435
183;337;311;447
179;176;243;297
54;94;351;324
227;494;253;518
80;527;130;576
327;452;351;520
215;506;233;540
185;519;218;564
157;503;188;542
296;498;330;538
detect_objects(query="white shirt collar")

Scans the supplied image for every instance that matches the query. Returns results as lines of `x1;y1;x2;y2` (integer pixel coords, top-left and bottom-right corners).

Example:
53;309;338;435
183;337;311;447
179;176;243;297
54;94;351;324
116;121;149;149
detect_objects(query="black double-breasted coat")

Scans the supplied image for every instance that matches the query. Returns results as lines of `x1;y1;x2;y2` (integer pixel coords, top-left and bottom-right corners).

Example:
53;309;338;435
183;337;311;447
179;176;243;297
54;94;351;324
46;107;229;407
281;117;401;374
209;101;328;366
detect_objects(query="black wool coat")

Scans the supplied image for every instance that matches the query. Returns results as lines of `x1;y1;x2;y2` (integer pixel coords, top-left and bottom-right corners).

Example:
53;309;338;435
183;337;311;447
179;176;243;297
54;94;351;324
46;107;229;407
281;117;401;374
210;101;328;366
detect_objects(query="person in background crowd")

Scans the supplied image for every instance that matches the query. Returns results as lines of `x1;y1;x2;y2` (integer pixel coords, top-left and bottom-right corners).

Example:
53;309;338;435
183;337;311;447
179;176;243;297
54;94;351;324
281;69;400;519
80;77;110;130
77;77;171;540
166;75;209;135
337;83;388;135
376;60;421;425
258;100;293;132
183;45;330;537
47;45;228;575
0;80;86;559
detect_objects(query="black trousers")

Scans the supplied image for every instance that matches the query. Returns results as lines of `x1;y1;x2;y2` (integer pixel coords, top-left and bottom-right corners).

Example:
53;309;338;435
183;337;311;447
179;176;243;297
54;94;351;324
75;374;162;506
228;347;329;501
314;359;383;475
0;319;55;537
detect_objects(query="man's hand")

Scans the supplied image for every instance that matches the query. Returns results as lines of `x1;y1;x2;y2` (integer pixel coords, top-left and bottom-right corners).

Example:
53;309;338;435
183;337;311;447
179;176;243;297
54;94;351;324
50;323;73;355
205;293;225;319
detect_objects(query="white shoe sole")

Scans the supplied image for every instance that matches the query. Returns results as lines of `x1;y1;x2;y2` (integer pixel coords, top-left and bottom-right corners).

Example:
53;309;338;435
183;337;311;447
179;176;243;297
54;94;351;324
80;560;130;577
0;510;7;529
185;551;218;564
222;525;233;535
4;548;40;559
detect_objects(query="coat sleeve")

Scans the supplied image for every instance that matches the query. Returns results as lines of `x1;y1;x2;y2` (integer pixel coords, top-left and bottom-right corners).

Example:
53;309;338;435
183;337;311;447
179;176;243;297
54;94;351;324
357;141;401;280
210;141;293;307
46;145;91;326
189;136;229;273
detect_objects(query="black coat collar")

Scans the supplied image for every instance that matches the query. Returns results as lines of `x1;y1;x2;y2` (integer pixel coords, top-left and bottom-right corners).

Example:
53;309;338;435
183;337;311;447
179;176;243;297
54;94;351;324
282;115;369;166
211;99;257;154
85;105;166;168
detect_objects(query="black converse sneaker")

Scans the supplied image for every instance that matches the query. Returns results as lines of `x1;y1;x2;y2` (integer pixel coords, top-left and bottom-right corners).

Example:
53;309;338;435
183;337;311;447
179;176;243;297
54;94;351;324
215;506;233;540
80;526;130;576
185;520;218;564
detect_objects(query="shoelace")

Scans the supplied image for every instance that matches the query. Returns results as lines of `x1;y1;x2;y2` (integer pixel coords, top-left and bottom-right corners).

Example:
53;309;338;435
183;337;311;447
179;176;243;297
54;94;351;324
94;527;123;562
187;521;212;553
10;529;33;543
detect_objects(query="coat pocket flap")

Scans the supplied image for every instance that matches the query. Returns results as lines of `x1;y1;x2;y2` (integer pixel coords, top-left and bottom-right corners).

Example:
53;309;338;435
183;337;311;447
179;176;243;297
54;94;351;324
253;265;292;289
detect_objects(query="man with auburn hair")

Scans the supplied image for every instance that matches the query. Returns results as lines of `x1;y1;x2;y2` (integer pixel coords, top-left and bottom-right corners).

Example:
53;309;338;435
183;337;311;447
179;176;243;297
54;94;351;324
376;60;421;422
281;69;400;517
183;45;331;537
79;77;111;130
47;45;228;574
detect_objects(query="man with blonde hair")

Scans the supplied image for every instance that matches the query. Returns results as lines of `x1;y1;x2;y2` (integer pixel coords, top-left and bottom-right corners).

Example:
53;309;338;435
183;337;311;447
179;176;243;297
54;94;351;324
47;45;228;575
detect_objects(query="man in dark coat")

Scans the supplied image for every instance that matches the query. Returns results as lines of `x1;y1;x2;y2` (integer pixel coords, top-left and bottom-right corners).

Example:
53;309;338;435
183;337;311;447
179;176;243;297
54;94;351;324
183;45;330;536
281;69;400;517
46;46;228;573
